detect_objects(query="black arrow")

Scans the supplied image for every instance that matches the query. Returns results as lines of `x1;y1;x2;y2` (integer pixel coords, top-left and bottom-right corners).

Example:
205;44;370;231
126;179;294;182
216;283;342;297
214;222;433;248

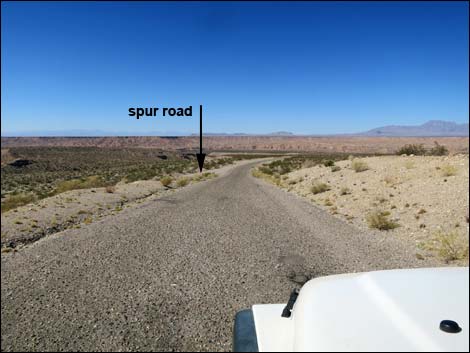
196;105;205;172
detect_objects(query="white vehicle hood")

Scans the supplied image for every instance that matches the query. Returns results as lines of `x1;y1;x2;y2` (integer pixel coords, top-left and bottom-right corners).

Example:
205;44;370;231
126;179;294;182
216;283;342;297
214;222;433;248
253;267;469;352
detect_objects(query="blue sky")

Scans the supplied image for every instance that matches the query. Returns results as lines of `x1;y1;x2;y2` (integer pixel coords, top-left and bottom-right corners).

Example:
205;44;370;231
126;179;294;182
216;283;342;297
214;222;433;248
1;1;468;135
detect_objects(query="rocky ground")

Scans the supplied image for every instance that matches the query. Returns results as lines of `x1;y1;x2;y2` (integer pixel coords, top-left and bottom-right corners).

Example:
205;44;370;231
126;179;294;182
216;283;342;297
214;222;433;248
279;154;469;264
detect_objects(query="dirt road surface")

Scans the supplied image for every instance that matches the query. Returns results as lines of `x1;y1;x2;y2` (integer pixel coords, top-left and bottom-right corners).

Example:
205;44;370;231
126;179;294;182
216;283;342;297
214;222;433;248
1;161;436;351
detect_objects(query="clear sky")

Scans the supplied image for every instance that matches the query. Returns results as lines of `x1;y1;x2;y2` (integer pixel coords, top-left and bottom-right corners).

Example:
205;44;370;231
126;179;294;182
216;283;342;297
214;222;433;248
1;1;468;135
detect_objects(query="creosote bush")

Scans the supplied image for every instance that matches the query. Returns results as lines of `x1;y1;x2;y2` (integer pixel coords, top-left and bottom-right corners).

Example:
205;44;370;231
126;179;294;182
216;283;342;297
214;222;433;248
397;144;426;156
397;142;449;156
429;142;449;156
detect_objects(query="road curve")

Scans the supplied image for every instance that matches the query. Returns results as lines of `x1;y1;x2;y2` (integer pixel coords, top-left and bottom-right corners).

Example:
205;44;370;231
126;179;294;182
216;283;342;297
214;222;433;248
1;160;430;351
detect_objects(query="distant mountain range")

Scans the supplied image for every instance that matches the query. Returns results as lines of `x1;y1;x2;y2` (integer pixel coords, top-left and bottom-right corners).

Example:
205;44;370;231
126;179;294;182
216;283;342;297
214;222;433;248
2;121;468;137
359;120;469;137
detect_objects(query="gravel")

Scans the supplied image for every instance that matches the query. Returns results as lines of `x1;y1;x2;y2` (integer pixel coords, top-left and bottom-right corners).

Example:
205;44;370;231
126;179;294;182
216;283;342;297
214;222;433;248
1;160;438;351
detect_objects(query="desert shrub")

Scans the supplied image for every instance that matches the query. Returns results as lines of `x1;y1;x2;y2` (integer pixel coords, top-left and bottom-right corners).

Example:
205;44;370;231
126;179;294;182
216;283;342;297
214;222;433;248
397;144;426;156
323;160;335;167
176;177;190;187
124;168;158;182
339;187;351;195
258;166;274;175
441;165;457;177
420;231;468;262
331;165;341;172
366;211;399;230
105;185;116;193
55;175;106;194
429;142;449;156
350;159;369;173
311;181;330;194
160;176;173;187
1;193;37;213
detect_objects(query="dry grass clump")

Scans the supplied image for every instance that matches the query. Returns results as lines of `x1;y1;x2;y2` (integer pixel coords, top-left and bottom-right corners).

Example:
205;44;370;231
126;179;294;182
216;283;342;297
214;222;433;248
366;210;399;230
55;175;105;194
160;176;173;187
350;159;369;173
251;169;264;178
311;181;330;194
420;231;468;263
176;177;190;187
404;160;415;169
193;172;217;182
1;193;37;213
252;168;281;186
441;164;458;177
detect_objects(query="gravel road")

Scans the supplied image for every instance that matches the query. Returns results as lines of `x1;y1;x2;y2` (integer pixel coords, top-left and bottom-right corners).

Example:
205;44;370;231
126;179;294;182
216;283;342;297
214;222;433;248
1;160;435;352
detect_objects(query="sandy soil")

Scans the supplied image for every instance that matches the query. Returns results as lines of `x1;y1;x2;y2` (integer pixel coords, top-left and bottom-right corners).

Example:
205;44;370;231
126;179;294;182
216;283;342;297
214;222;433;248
284;154;469;263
